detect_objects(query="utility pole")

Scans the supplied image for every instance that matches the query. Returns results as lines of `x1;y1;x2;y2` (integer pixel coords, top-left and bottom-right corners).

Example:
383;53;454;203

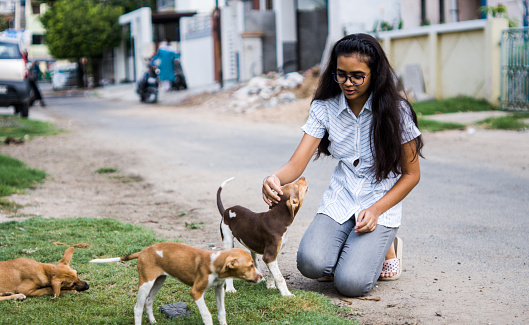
213;0;223;88
14;0;21;29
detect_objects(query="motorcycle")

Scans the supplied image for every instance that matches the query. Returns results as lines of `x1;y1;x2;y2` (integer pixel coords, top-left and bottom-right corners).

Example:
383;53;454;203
136;63;159;103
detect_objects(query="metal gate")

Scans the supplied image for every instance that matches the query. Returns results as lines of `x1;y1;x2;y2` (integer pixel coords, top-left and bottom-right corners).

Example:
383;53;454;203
500;27;529;112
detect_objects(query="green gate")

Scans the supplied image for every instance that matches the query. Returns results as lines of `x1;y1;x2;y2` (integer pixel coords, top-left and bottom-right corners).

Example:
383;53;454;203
500;27;529;112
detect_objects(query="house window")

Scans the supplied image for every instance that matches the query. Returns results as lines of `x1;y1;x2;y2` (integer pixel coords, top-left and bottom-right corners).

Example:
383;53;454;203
421;0;427;25
32;34;44;45
32;4;40;14
439;0;445;23
158;0;175;11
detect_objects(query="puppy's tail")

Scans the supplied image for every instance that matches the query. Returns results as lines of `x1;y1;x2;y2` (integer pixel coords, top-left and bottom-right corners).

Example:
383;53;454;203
90;252;141;263
217;177;234;215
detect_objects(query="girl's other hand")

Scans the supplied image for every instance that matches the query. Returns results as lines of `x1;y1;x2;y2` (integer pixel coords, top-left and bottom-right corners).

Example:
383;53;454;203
262;175;283;206
355;209;378;233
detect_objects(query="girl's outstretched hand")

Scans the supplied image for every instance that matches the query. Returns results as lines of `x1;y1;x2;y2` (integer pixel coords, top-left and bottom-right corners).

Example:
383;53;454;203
355;208;379;233
262;175;283;206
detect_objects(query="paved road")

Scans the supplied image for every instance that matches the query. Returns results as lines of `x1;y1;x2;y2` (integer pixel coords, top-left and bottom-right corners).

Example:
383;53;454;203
16;91;529;324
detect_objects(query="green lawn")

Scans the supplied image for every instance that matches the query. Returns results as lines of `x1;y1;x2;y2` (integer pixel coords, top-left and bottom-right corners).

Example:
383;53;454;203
0;115;61;139
413;96;529;131
0;218;356;325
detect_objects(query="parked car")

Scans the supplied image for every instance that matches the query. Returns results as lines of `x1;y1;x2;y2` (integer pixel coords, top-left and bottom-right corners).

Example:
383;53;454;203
0;40;31;117
51;64;78;90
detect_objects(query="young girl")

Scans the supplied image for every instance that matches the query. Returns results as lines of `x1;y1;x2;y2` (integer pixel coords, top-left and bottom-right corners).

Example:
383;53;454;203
262;33;423;297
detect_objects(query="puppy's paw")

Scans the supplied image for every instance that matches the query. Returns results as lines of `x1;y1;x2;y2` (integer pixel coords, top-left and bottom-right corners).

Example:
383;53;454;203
15;294;26;301
225;286;237;293
266;279;276;289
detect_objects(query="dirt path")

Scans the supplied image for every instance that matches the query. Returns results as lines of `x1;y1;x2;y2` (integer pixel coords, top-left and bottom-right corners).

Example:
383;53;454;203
2;98;529;325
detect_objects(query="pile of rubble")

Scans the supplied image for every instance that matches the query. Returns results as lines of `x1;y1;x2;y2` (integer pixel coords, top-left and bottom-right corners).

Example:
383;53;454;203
181;67;320;114
228;71;305;113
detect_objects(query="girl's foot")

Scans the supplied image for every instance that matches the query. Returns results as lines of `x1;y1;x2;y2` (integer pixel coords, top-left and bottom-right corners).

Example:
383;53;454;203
379;237;402;281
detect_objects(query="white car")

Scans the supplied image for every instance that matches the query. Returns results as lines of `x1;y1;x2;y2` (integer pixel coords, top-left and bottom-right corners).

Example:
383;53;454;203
0;40;31;117
52;64;78;90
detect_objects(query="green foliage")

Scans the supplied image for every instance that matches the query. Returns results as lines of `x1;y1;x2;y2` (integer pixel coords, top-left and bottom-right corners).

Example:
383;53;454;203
95;167;118;174
0;115;61;139
0;218;356;324
0;155;47;197
0;14;9;32
185;221;204;229
372;19;403;32
39;0;156;13
0;198;23;213
105;0;158;13
417;117;465;132
0;116;58;197
479;5;518;27
40;0;123;59
476;112;529;130
412;96;497;116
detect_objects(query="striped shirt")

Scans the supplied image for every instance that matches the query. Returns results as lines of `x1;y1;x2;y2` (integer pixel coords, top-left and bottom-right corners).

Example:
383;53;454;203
301;93;421;227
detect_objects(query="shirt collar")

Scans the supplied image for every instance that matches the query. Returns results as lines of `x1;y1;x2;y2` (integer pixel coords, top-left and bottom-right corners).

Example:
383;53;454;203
339;92;373;115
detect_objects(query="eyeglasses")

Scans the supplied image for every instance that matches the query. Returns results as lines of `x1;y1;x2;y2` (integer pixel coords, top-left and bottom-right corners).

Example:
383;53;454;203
332;72;370;86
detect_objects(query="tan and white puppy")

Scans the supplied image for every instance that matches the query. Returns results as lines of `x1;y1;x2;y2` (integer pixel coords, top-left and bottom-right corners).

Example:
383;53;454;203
0;247;89;302
90;242;263;325
217;177;308;296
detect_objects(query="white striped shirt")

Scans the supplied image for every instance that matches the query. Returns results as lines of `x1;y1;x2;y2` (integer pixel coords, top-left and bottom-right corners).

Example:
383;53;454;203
301;93;421;227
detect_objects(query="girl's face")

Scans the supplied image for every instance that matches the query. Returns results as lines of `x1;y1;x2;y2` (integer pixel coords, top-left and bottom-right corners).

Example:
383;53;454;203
336;54;372;109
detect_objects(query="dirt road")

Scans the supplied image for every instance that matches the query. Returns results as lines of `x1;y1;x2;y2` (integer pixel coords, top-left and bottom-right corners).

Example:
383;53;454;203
1;94;529;324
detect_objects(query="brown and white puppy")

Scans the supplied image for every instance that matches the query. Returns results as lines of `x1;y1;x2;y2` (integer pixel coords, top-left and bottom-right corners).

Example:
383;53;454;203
0;247;89;302
217;176;308;296
90;242;263;325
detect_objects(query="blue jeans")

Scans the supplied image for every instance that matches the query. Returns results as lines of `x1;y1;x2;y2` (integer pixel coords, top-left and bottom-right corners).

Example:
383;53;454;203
297;213;398;297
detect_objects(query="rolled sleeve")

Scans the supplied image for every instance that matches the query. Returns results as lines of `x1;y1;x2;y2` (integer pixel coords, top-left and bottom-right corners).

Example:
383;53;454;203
400;102;421;144
301;100;327;139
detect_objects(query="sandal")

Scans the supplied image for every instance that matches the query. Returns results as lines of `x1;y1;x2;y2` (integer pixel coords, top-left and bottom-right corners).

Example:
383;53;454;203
379;236;402;281
316;274;334;282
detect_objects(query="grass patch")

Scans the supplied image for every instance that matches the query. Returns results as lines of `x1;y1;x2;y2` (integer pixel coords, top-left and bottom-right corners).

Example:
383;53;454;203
0;154;47;197
0;218;355;324
413;96;497;116
0;115;61;139
185;221;204;229
95;168;143;183
476;112;529;131
0;198;24;213
95;167;118;174
417;117;466;132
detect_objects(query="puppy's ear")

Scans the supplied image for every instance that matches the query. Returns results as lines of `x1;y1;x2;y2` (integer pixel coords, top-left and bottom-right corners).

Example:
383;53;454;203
286;197;300;218
222;256;239;273
58;247;74;266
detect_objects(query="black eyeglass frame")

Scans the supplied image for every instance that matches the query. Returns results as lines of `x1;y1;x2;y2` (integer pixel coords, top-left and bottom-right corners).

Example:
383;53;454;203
332;72;371;86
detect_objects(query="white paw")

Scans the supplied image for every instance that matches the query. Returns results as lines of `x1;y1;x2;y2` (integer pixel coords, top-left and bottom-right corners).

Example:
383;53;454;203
15;294;26;301
225;287;237;293
266;281;276;289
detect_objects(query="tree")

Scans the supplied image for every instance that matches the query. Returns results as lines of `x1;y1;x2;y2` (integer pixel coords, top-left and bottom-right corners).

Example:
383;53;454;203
0;15;10;32
40;0;123;87
105;0;157;13
39;0;156;13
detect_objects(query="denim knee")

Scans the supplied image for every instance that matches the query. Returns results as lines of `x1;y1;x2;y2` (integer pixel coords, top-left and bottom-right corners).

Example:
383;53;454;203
296;248;326;279
334;272;374;297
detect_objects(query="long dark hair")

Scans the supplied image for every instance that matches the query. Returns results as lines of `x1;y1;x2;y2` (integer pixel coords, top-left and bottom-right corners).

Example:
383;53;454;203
313;33;423;182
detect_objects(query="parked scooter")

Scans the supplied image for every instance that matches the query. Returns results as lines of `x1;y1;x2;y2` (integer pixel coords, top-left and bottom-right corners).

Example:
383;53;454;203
136;63;159;103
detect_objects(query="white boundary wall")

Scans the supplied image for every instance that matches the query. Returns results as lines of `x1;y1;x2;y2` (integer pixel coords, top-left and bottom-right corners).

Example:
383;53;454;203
180;13;215;88
376;18;509;104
